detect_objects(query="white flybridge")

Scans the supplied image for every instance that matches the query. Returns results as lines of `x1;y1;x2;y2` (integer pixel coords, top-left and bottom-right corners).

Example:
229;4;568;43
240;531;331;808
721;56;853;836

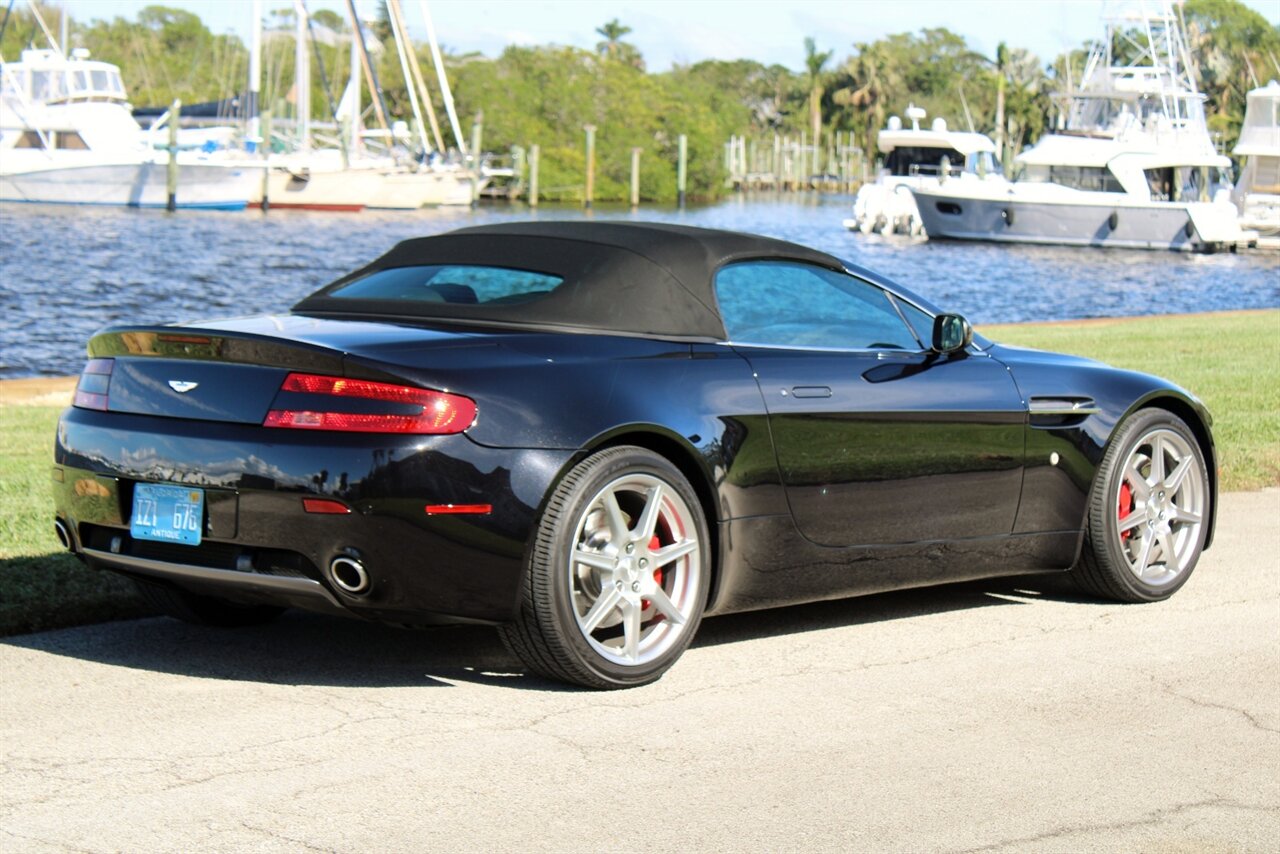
246;0;483;211
0;48;257;209
1232;80;1280;240
845;105;1002;236
913;1;1253;251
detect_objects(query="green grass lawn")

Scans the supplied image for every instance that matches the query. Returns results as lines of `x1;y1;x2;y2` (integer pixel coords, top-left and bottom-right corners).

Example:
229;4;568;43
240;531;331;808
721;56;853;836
985;310;1280;491
0;405;153;636
1;308;1276;637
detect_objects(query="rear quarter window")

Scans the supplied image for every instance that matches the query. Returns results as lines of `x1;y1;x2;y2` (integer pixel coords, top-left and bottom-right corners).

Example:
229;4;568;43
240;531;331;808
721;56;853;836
329;265;564;306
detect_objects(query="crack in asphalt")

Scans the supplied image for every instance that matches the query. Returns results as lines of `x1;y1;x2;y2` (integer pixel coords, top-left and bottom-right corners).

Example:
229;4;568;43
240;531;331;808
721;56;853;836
948;797;1280;853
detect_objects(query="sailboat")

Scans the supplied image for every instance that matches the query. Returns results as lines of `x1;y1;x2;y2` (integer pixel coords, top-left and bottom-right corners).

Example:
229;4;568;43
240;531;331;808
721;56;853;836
246;0;482;211
912;1;1250;251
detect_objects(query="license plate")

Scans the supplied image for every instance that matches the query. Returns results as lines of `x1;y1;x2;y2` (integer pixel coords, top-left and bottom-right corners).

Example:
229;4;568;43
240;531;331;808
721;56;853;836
131;484;204;546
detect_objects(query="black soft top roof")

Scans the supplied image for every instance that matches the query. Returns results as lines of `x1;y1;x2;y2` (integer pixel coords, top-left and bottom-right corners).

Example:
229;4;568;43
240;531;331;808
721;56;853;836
293;221;848;341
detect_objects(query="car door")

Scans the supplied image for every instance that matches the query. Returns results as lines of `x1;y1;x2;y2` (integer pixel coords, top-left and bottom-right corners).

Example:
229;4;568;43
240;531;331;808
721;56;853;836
715;260;1025;548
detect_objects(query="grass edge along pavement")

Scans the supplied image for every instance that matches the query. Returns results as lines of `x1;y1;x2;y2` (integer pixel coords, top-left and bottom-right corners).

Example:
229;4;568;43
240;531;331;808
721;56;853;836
0;308;1276;638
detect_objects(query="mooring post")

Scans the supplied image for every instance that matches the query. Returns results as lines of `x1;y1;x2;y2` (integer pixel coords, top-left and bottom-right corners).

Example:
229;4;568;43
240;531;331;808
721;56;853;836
166;99;181;212
528;143;540;208
470;112;483;204
583;125;596;209
630;147;641;208
259;108;272;212
677;134;687;208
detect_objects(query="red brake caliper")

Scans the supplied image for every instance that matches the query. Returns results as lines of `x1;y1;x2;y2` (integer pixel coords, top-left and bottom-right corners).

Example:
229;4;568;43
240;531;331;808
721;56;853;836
1118;482;1134;541
642;535;663;616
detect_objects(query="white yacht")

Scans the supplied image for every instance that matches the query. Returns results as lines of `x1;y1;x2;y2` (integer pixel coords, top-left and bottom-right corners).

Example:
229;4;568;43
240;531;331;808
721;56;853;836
1232;80;1280;239
0;49;256;209
913;2;1250;251
846;105;1002;236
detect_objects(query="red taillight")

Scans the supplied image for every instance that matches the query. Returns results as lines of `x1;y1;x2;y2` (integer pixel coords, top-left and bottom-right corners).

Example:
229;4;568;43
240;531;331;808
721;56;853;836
263;372;476;434
73;358;114;410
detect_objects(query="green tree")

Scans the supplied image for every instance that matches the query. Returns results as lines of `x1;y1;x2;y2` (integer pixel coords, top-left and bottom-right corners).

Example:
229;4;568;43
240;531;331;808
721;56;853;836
595;19;631;59
802;37;833;151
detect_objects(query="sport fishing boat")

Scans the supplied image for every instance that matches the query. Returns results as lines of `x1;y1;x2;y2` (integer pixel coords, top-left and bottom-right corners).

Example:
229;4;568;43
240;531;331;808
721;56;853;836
912;2;1250;251
1232;80;1280;241
846;105;1002;236
0;48;256;209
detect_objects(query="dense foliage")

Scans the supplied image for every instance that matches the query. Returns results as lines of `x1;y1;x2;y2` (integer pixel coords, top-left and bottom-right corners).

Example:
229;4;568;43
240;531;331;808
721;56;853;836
2;1;1277;201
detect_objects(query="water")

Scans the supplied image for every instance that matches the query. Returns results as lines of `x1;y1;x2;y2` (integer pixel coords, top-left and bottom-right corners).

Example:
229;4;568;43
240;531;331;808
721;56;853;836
2;195;1277;378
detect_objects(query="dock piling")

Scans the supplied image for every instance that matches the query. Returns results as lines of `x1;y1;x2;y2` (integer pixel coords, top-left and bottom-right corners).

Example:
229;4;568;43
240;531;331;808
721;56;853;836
528;144;539;208
630;147;641;208
166;99;181;212
584;125;596;209
260;109;272;212
677;134;687;208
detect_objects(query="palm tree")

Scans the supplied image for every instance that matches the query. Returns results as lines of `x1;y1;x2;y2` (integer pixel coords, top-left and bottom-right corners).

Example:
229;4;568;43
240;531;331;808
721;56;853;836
804;37;833;154
596;19;632;60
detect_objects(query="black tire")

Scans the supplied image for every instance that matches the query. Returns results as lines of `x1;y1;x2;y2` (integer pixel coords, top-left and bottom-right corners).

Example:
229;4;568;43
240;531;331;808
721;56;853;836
133;578;286;627
1071;408;1210;602
498;446;711;689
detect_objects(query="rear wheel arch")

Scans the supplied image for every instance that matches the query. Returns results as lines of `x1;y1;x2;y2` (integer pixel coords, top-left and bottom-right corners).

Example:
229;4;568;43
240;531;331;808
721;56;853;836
584;428;723;612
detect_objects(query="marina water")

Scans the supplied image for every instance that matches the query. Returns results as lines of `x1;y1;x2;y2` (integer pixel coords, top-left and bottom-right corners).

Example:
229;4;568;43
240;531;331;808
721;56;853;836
2;195;1277;379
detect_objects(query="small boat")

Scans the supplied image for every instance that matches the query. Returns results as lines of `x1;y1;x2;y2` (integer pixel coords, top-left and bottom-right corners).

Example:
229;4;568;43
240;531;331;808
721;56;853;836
0;49;256;210
1232;80;1280;241
845;105;1001;236
912;2;1251;252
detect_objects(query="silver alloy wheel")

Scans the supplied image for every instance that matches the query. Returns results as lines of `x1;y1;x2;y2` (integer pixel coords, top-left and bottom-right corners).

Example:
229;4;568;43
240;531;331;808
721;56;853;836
568;473;702;666
1114;426;1206;588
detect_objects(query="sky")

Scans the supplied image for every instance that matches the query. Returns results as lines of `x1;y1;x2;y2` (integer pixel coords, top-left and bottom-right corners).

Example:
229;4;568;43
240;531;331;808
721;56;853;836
49;0;1280;71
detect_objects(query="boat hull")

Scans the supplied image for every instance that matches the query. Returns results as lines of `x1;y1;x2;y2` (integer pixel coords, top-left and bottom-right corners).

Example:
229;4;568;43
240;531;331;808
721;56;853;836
912;191;1212;251
251;167;386;211
0;161;255;210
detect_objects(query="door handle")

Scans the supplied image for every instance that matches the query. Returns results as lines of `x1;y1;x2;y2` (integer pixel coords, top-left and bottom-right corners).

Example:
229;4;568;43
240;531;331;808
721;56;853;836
789;386;832;399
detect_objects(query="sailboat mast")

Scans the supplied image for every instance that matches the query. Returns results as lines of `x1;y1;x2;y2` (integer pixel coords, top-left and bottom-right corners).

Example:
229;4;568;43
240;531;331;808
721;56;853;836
385;0;432;154
248;0;261;145
293;0;310;152
418;0;467;154
348;16;361;158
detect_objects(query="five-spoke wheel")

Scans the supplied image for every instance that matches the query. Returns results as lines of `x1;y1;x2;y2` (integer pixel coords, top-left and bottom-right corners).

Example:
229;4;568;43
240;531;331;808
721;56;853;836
499;447;709;689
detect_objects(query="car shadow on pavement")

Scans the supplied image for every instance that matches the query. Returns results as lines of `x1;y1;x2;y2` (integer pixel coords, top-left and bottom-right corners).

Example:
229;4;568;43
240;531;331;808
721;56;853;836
2;572;1093;691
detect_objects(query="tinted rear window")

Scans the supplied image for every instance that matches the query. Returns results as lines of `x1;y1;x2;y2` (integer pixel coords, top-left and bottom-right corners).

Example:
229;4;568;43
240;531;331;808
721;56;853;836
329;265;564;306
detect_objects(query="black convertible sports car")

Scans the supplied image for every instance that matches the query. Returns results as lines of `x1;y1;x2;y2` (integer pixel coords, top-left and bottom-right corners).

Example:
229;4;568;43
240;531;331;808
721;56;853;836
52;222;1215;688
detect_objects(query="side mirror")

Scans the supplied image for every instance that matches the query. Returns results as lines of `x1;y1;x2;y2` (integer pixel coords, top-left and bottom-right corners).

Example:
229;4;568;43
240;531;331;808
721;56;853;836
931;313;973;354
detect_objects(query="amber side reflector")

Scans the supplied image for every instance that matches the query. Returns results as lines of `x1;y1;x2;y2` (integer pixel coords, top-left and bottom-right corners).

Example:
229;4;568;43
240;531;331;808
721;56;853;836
425;504;492;516
302;498;352;514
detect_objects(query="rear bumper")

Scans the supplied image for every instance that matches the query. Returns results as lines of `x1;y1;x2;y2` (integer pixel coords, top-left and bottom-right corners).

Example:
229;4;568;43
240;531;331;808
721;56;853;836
53;407;574;624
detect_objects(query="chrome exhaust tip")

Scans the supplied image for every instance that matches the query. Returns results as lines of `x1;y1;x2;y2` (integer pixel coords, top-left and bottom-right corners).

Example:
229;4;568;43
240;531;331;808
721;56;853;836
54;519;72;551
328;556;370;595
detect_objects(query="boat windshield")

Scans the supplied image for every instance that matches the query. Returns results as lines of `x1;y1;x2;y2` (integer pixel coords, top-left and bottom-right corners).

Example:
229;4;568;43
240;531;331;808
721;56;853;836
4;64;126;103
884;146;966;177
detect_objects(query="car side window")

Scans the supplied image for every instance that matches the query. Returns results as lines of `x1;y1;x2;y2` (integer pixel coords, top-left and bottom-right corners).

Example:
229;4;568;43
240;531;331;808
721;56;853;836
714;261;922;350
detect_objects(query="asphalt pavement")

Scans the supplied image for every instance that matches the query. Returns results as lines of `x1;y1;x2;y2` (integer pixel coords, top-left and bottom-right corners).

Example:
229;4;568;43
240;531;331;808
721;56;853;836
2;490;1278;853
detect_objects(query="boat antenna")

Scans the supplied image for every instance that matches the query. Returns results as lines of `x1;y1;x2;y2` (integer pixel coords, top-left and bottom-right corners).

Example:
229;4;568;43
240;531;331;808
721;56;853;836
418;0;468;154
957;84;976;133
0;1;17;49
24;0;61;55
